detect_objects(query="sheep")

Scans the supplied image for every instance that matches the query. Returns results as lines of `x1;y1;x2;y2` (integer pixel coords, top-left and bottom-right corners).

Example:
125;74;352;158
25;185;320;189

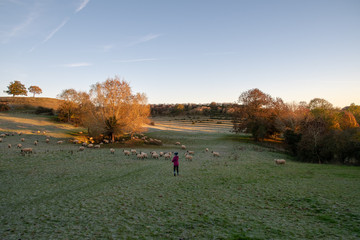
21;138;25;142
152;153;159;159
137;153;144;159
212;151;220;157
175;142;181;145
103;139;109;144
205;148;209;152
181;145;186;150
141;152;148;159
110;148;115;154
17;144;22;148
185;153;193;161
164;153;172;160
0;138;2;142
34;140;38;146
78;146;85;151
82;142;87;146
123;150;131;156
274;159;286;165
0;134;5;138
46;138;50;143
87;144;94;148
159;152;164;157
57;140;63;144
131;149;137;155
73;139;79;144
186;150;194;155
94;144;101;149
8;144;11;148
21;148;33;154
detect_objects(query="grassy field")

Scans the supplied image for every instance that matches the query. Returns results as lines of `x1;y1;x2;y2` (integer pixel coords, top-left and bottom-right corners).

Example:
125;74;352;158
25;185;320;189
1;113;360;239
0;97;63;111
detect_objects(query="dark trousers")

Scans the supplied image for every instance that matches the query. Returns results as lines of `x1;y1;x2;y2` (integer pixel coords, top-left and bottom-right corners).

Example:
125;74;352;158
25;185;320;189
173;165;179;175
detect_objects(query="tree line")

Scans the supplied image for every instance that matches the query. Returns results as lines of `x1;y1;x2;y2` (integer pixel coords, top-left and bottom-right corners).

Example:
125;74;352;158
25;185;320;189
232;88;360;165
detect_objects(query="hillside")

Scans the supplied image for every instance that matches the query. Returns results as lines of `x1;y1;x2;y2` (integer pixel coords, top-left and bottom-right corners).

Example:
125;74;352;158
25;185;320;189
0;97;63;110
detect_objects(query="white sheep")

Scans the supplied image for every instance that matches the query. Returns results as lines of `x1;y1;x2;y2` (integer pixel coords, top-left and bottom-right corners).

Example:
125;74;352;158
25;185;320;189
78;146;85;151
8;144;12;148
185;153;193;161
274;159;286;165
205;148;209;152
110;148;115;154
87;144;94;148
34;140;38;146
0;138;2;142
123;150;130;156
186;150;194;155
46;138;50;143
152;153;159;159
181;145;186;150
164;153;172;160
21;148;33;154
175;142;181;145
0;134;5;138
94;144;101;149
17;143;22;148
141;152;148;159
212;151;220;157
57;140;63;144
21;138;25;142
131;149;137;155
103;139;109;144
137;153;144;159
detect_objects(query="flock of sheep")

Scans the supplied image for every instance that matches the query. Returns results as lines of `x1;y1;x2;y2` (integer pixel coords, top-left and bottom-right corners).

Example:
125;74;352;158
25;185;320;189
0;132;221;161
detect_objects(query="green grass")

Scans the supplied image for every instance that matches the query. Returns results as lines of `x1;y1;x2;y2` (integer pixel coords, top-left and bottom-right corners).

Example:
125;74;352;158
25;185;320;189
1;113;360;239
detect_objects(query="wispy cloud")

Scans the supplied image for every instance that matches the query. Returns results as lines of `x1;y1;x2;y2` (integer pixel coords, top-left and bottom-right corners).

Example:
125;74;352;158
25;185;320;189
117;58;157;63
43;18;69;44
129;33;161;46
63;62;93;67
1;10;38;43
76;0;90;13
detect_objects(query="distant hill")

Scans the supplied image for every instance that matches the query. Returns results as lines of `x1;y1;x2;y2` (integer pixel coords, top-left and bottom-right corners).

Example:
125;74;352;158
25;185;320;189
0;97;63;110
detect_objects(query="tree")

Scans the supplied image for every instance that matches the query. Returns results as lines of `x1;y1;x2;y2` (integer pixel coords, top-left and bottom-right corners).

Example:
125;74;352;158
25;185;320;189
4;81;27;97
28;86;42;97
233;88;284;141
86;76;150;141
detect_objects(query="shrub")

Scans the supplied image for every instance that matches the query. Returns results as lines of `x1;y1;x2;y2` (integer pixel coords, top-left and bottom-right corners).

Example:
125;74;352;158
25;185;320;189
0;104;10;112
35;107;54;115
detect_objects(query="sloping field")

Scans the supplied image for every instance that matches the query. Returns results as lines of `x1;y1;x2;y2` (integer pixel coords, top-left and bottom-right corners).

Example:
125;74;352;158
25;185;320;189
0;97;63;110
1;113;360;239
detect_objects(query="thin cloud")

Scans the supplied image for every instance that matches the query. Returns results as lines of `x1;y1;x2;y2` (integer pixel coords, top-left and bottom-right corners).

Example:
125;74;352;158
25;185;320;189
63;62;93;67
117;58;157;63
129;33;161;46
76;0;90;13
43;18;69;43
1;10;38;43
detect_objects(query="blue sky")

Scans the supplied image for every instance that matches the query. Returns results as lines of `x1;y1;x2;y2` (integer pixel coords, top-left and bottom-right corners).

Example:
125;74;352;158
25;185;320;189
1;0;359;107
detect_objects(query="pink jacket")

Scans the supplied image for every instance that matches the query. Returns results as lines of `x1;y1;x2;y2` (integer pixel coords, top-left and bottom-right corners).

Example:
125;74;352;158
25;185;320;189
172;156;179;166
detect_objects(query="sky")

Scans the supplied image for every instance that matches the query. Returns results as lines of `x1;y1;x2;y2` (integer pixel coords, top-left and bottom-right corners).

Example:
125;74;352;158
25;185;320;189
0;0;359;107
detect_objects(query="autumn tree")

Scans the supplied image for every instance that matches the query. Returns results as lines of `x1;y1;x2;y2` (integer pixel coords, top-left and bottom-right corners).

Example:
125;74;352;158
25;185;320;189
85;76;150;141
4;81;27;97
233;88;285;141
28;86;42;97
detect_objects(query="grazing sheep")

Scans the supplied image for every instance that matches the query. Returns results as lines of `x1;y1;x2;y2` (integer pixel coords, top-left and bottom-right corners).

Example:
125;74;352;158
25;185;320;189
152;153;159;159
131;149;137;155
78;146;85;151
0;134;5;138
73;140;79;144
123;150;131;156
205;148;209;152
87;144;94;148
137;153;144;159
82;142;87;146
159;152;164;157
21;138;25;142
46;138;50;143
181;145;186;150
21;148;33;154
274;159;286;165
141;152;148;159
110;148;115;154
186;150;194;155
212;151;220;157
175;142;181;145
8;144;12;148
103;139;109;144
34;140;38;146
185;153;193;161
164;153;172;160
57;140;63;144
0;138;2;142
94;144;101;149
17;144;22;148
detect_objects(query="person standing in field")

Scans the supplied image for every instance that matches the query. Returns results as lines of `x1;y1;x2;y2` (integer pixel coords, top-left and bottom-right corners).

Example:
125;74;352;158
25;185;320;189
172;152;179;176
